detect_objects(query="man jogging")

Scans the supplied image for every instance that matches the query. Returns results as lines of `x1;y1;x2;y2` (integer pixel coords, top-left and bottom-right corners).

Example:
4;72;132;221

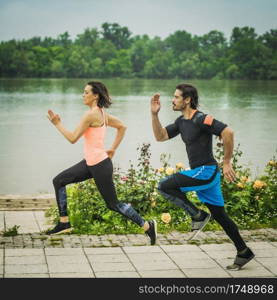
151;83;254;270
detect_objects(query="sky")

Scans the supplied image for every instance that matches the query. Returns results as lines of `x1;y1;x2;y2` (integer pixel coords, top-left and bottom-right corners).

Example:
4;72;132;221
0;0;276;42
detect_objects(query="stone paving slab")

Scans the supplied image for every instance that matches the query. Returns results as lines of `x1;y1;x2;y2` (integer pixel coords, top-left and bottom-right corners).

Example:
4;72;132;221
84;247;124;255
95;271;140;278
215;257;276;277
0;212;4;232
203;250;237;259
0;211;276;278
126;252;170;262
173;258;219;269
34;211;52;232
255;257;277;275
247;241;277;249
49;273;95;278
4;211;39;234
91;262;135;272
0;244;276;278
5;264;48;274
139;270;186;278
123;246;163;253
227;267;274;278
5;256;46;265
160;244;203;253
45;248;83;256
199;244;236;251
167;251;210;260
5;273;49;278
0;249;3;265
47;263;92;274
252;249;277;257
87;254;129;263
132;260;178;271
182;267;231;278
5;249;44;256
46;255;88;265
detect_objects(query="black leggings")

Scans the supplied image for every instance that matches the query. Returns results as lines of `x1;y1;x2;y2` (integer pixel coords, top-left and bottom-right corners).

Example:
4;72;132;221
52;157;145;227
158;173;247;252
205;203;247;252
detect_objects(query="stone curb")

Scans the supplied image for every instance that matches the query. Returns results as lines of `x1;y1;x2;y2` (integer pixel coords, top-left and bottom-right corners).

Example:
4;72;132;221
1;228;276;249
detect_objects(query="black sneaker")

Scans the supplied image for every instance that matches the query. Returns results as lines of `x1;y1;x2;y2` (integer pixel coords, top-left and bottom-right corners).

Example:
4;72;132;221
46;222;72;235
188;211;211;241
145;220;157;245
227;247;255;270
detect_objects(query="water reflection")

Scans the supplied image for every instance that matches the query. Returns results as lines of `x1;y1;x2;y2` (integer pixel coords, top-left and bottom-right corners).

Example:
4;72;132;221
0;79;276;194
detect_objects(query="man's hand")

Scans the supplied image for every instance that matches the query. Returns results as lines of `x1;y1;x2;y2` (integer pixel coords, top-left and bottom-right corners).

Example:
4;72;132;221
47;110;61;125
151;93;161;115
223;161;236;183
106;149;115;159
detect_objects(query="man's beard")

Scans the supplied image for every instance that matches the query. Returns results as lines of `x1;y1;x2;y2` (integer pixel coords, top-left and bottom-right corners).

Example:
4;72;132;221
172;102;186;111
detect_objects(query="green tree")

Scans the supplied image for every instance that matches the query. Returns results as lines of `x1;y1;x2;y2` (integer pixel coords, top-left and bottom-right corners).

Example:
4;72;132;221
75;28;99;47
165;30;198;56
101;22;131;49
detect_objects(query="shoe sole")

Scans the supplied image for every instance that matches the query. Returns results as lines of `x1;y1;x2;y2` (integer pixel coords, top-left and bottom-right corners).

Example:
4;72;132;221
226;254;255;271
188;214;211;241
51;228;73;235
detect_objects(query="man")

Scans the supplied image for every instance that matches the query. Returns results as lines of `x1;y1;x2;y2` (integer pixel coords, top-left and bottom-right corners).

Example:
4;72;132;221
151;83;254;270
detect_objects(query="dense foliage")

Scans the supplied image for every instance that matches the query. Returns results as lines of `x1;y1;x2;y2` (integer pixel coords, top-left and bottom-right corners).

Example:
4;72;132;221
45;143;277;234
1;23;276;79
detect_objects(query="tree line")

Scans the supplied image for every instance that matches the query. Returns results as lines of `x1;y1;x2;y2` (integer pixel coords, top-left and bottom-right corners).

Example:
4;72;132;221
0;23;276;79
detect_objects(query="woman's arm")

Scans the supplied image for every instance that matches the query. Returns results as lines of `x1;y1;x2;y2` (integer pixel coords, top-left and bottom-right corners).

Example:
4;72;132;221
47;110;92;144
106;114;127;158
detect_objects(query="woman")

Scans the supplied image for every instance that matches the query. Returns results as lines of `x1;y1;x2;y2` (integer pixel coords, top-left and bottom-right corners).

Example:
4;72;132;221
46;81;157;245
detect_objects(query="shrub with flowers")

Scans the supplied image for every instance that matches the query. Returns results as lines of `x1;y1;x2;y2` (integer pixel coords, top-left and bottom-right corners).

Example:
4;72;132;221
46;142;277;234
215;142;277;229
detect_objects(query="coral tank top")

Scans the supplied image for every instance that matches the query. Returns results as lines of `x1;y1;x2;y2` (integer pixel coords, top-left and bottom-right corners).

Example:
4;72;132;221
83;108;108;166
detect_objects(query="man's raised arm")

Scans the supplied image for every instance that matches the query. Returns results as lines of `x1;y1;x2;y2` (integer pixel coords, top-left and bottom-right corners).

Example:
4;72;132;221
150;93;169;142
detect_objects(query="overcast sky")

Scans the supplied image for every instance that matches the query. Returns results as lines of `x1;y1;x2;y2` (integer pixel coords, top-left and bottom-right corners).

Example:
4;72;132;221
0;0;276;41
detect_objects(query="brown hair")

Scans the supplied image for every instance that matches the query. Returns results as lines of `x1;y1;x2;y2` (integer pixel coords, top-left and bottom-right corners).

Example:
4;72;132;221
176;83;199;109
87;81;112;108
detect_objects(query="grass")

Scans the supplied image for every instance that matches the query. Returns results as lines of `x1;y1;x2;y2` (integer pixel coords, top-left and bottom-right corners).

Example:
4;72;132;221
1;225;20;237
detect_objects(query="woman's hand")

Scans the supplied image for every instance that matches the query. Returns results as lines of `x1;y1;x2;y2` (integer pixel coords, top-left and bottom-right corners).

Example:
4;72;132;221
47;109;61;125
106;149;115;159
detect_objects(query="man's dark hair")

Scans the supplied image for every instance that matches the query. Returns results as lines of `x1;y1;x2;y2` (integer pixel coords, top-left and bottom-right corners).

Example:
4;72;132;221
176;83;199;109
87;81;112;108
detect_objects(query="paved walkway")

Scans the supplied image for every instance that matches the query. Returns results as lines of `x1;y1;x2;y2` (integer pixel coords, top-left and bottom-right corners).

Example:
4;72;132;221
0;211;276;278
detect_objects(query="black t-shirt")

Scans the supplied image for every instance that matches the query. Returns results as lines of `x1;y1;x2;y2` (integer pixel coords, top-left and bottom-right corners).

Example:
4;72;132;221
165;111;227;169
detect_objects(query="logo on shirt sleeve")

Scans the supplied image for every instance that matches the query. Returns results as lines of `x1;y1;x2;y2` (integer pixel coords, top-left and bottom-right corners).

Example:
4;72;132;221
203;115;214;126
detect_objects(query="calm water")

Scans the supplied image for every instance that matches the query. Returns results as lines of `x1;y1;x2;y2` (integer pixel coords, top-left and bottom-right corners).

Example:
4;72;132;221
0;78;277;194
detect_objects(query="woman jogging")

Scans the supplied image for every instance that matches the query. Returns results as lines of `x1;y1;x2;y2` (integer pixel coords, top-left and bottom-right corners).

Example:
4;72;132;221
46;81;157;245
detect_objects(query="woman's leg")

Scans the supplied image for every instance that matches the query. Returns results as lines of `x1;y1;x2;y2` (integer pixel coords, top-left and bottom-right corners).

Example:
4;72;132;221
52;160;92;218
89;158;145;227
89;158;157;244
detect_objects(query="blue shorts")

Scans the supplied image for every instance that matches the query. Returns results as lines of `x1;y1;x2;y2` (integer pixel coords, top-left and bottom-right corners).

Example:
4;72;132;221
178;165;224;206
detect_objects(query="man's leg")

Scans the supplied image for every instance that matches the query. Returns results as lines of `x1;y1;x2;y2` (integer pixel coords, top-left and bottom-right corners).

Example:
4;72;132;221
196;177;255;269
158;165;218;220
157;175;201;219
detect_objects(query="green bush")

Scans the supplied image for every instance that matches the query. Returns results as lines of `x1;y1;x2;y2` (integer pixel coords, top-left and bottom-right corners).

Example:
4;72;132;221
46;143;277;234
